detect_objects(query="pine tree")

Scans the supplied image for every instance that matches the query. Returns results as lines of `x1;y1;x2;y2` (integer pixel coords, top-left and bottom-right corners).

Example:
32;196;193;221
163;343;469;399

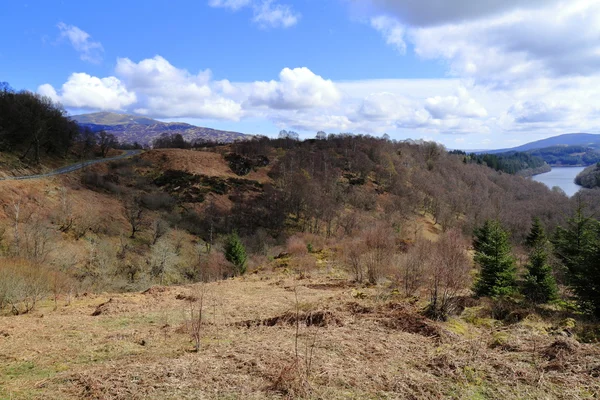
525;217;546;248
553;200;600;316
523;245;558;304
224;232;247;275
522;219;558;303
473;220;517;297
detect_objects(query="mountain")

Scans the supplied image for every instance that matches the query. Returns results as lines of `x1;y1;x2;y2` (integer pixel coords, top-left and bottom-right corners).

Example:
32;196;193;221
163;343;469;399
72;112;250;145
479;133;600;154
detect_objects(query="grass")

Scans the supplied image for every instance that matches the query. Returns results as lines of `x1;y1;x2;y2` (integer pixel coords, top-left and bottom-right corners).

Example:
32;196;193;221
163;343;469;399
0;270;599;399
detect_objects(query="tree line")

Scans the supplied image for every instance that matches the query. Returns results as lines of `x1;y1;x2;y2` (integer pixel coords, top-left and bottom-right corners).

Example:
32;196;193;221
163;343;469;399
0;82;121;163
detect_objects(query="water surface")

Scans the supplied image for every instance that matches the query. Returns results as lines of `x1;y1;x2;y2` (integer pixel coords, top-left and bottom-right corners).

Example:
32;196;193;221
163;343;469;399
532;167;586;197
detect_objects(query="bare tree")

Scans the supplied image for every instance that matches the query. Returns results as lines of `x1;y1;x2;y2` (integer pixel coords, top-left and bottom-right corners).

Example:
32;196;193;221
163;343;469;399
98;130;117;158
399;238;432;297
362;222;396;284
124;196;144;238
151;218;169;245
340;237;366;283
149;239;177;285
425;230;471;320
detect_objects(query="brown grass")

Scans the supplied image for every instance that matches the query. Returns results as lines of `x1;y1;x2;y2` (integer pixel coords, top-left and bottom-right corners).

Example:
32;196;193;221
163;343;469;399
1;269;599;399
140;149;272;183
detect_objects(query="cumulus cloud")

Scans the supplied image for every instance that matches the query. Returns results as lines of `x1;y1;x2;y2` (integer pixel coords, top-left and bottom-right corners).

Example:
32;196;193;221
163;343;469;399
115;56;243;120
425;88;488;119
370;16;406;54
57;22;104;63
208;0;299;28
248;67;341;109
38;73;135;111
357;92;430;127
354;0;600;87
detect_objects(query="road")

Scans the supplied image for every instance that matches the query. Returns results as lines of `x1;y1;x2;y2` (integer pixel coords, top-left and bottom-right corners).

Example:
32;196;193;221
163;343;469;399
0;150;143;181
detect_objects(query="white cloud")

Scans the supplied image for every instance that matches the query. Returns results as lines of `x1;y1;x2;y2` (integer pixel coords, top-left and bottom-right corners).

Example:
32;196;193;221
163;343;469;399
353;0;600;87
57;22;103;63
425;87;488;119
38;73;135;111
208;0;299;28
208;0;251;11
115;56;243;120
252;0;299;28
506;101;570;124
370;16;406;53
248;67;341;109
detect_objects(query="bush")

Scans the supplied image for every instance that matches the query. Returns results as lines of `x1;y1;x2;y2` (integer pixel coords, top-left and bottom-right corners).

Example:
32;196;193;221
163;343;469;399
224;232;247;275
0;259;50;314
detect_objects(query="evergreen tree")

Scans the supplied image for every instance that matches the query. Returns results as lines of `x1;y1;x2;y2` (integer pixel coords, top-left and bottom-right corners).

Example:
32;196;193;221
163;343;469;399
473;220;517;297
224;232;247;275
553;200;600;316
525;217;546;248
523;245;558;304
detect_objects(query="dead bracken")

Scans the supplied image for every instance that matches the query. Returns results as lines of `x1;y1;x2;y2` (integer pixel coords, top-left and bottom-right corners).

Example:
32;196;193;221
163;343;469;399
238;310;343;328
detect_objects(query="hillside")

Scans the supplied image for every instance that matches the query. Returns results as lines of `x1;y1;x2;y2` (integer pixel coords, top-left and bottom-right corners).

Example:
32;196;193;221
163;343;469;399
480;133;600;154
2;273;599;399
73;112;250;146
575;163;600;188
1;136;599;399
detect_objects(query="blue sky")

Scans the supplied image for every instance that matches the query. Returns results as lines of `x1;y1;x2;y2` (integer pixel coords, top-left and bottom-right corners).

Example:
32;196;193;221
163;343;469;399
2;0;600;148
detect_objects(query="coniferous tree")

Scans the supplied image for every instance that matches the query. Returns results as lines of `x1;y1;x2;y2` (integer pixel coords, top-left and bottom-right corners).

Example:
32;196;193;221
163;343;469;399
525;217;546;248
522;219;558;303
224;232;247;275
473;220;517;297
553;200;600;316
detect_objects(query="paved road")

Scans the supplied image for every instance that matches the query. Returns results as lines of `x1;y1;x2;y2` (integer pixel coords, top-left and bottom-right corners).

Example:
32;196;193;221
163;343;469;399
0;150;143;181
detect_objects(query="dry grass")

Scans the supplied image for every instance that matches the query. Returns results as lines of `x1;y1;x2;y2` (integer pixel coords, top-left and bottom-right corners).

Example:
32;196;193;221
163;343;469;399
140;149;272;183
1;268;599;400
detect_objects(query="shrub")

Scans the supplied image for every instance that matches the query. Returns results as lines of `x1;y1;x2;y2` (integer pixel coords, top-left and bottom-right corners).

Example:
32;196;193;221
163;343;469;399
224;232;247;275
0;259;50;314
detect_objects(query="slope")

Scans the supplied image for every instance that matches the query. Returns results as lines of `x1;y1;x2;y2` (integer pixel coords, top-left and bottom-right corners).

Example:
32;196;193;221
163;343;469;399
73;112;250;146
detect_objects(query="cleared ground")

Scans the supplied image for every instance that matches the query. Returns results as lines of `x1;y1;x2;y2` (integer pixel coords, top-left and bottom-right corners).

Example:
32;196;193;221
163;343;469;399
1;266;599;400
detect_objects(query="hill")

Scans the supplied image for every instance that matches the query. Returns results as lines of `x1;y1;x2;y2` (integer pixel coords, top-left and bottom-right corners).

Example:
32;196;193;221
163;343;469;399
575;163;600;188
466;133;600;166
73;112;250;146
1;136;599;399
480;133;600;154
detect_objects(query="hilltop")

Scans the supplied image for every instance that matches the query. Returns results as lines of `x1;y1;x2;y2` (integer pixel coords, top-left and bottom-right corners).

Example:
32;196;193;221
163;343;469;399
73;112;250;146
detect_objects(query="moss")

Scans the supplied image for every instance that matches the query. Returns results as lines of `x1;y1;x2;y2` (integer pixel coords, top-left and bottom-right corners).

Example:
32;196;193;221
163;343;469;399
446;318;469;336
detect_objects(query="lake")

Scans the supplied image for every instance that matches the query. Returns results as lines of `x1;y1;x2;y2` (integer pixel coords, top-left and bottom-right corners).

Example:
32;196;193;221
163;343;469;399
532;167;586;197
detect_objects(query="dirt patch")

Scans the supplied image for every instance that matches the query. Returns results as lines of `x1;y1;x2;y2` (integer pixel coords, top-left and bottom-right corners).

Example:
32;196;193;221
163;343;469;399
238;310;342;328
345;302;374;315
383;311;443;338
142;286;168;296
91;298;137;316
542;337;580;361
175;293;198;302
305;282;352;290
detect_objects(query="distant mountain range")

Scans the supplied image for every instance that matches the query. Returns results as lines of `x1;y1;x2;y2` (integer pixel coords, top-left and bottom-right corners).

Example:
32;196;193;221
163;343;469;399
477;133;600;154
73;112;250;146
468;133;600;167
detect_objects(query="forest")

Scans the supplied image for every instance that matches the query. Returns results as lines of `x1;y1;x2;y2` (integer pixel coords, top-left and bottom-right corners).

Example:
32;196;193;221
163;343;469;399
527;145;600;166
450;150;549;175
